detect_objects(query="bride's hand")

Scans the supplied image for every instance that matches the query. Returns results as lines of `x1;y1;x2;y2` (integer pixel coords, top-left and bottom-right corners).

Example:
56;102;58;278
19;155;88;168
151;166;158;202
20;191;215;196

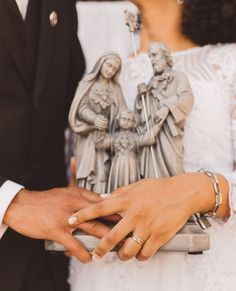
69;173;229;261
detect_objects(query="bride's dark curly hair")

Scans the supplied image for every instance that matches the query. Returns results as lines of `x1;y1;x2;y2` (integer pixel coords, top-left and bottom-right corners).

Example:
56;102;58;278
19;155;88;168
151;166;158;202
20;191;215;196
182;0;236;45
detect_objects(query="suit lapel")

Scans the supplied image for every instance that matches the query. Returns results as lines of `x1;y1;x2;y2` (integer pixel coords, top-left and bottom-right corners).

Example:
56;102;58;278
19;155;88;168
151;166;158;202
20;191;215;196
0;0;30;88
33;0;58;104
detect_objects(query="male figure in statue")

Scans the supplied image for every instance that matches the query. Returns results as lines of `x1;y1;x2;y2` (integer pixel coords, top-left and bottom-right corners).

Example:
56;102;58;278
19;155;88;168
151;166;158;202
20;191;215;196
135;42;194;178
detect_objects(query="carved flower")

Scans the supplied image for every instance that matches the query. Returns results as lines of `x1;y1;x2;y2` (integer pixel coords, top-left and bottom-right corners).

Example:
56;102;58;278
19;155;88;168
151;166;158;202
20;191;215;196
114;132;137;153
91;86;113;110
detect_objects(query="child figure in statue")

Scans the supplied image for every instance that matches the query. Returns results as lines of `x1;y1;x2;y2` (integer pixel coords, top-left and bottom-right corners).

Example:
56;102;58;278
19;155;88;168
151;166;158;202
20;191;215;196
68;52;127;193
95;109;163;192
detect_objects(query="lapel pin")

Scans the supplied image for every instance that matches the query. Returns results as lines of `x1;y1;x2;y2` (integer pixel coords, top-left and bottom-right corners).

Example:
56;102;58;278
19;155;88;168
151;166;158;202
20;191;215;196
49;11;58;27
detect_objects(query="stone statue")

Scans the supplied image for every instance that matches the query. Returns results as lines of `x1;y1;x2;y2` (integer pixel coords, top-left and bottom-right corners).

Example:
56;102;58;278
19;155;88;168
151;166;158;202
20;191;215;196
94;109;163;192
46;46;209;254
135;42;194;178
68;52;127;193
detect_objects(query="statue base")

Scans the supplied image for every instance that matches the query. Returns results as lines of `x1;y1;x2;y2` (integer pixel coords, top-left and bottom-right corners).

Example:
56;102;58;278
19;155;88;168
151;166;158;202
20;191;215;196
45;221;210;254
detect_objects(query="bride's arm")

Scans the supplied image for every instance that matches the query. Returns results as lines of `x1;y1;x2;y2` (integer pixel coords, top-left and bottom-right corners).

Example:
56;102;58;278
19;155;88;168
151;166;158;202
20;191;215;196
210;43;236;224
68;173;230;261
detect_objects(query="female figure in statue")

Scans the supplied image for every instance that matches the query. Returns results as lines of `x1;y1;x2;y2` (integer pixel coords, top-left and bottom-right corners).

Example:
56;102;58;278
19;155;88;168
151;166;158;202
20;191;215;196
69;53;127;193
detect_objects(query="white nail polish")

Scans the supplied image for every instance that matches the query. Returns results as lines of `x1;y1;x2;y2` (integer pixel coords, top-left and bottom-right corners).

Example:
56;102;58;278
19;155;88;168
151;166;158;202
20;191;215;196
68;216;77;225
100;193;111;199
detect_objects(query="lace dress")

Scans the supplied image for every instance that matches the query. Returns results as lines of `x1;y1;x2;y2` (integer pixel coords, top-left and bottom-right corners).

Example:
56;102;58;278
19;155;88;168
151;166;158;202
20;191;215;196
69;44;236;291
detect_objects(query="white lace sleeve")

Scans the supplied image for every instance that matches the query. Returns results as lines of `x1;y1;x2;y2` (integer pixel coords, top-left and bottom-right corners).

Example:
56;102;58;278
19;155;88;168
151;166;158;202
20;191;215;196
208;43;236;221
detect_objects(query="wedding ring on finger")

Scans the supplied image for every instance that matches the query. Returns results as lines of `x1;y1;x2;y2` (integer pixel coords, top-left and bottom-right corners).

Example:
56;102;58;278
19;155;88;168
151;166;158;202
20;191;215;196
131;235;145;247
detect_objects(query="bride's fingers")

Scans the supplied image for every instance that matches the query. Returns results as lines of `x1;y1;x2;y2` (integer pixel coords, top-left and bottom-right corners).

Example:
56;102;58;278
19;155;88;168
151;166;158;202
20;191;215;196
79;187;102;202
136;234;163;261
136;225;184;261
117;226;150;261
68;196;122;226
110;180;145;201
111;182;138;196
92;217;134;259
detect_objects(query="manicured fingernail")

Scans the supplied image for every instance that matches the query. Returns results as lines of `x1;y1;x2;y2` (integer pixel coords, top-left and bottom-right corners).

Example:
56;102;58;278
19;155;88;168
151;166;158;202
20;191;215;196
92;252;102;262
100;193;111;198
68;216;77;225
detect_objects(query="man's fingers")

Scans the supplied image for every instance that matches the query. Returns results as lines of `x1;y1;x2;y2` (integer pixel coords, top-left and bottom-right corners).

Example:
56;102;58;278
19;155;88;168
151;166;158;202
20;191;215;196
99;214;121;223
59;232;91;263
68;187;101;211
68;197;121;225
77;220;111;238
64;251;72;258
93;217;133;259
79;187;101;202
68;157;76;187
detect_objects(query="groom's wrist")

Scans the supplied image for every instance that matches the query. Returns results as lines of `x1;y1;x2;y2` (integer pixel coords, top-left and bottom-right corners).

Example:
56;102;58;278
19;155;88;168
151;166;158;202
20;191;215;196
2;188;27;228
0;180;24;237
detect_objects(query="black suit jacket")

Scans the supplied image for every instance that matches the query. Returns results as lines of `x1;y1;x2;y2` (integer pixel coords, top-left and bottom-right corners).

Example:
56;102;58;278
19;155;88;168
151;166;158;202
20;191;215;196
0;0;85;189
0;0;85;290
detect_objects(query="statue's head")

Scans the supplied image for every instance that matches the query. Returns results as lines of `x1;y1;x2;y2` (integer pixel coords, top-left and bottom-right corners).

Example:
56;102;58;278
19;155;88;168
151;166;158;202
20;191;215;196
85;52;122;84
119;110;137;130
148;42;173;75
100;55;122;80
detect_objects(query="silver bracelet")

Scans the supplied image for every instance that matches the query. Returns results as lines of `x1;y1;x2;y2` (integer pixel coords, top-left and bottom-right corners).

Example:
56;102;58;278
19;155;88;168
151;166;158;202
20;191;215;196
198;169;223;217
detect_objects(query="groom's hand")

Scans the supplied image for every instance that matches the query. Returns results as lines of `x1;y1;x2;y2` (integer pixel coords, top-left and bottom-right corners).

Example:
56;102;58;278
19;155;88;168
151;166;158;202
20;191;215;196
3;187;110;263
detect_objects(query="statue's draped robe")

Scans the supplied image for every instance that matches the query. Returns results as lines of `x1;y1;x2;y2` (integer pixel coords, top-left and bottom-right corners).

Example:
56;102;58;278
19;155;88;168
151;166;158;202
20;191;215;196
69;79;127;193
135;70;194;178
95;129;158;192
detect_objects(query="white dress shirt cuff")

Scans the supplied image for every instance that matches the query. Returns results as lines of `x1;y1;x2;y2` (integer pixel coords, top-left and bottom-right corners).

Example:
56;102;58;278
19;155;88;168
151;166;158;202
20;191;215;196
0;180;24;238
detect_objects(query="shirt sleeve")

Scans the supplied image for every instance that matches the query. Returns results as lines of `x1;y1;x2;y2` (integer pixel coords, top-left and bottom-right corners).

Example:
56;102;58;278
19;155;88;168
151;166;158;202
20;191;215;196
0;180;24;238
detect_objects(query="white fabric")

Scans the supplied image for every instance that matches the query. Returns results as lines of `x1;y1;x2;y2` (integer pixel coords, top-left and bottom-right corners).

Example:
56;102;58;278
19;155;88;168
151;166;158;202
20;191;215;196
0;180;24;238
15;0;29;20
71;3;236;290
76;1;138;73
